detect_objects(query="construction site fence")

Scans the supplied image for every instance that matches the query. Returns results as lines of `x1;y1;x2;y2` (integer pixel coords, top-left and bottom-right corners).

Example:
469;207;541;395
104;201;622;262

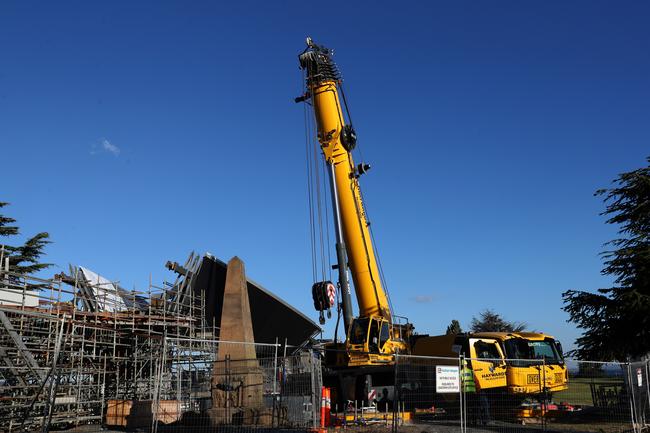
0;336;322;433
391;354;650;433
2;271;650;432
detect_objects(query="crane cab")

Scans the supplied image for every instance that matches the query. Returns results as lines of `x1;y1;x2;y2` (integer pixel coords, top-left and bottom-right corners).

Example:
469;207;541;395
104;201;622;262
324;317;411;368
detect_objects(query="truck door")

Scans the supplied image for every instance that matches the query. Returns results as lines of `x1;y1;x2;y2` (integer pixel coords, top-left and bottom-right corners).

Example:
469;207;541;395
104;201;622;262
469;338;507;390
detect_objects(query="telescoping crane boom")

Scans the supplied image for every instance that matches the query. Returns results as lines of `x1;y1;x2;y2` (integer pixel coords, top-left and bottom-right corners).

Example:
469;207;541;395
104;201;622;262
297;38;411;368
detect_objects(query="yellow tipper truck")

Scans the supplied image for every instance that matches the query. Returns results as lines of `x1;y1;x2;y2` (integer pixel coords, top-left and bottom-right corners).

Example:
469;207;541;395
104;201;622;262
413;332;568;395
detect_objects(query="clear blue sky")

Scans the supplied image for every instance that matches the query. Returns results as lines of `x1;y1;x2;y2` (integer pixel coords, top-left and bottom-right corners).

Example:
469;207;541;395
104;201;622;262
1;1;648;351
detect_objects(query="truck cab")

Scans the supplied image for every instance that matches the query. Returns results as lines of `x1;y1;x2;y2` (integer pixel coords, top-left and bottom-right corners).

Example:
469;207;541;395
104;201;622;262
412;332;568;395
494;332;568;394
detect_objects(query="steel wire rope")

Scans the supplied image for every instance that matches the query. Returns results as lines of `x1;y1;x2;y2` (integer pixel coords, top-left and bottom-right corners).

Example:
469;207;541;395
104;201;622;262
310;76;353;328
356;158;396;318
340;82;365;164
303;70;318;283
328;98;381;314
309;82;328;284
332;83;384;317
339;83;395;319
322;82;345;338
316;76;382;318
368;215;395;316
345;156;384;317
320;151;333;284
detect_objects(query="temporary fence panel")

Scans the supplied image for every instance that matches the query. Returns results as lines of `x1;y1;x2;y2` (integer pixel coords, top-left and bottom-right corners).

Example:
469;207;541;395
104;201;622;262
629;360;649;432
141;349;321;433
393;354;649;433
463;357;547;433
393;354;465;431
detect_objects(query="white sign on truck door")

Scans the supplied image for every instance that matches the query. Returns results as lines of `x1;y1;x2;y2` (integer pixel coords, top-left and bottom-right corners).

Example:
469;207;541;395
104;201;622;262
436;365;460;393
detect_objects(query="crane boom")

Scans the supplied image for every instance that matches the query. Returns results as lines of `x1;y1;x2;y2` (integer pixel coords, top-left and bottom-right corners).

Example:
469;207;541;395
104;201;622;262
298;38;409;367
299;41;391;322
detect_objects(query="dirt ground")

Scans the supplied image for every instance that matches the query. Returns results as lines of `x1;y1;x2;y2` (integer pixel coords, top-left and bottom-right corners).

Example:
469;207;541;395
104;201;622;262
37;417;636;433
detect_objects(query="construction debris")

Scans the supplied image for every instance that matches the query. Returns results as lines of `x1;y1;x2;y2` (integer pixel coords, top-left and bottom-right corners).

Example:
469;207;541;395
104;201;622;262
166;252;320;346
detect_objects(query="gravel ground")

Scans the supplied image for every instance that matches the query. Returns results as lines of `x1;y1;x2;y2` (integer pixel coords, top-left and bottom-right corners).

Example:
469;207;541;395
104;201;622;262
34;419;631;433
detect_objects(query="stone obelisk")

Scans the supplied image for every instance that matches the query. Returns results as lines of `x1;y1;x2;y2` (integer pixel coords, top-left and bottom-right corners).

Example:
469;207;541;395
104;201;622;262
208;257;264;425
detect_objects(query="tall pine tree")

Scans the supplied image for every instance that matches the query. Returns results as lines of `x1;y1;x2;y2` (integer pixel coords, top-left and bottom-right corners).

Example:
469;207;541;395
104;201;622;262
0;202;52;274
563;157;650;361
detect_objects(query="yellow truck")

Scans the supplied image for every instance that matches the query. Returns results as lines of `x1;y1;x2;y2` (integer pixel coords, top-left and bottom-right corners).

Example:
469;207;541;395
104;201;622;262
413;332;568;395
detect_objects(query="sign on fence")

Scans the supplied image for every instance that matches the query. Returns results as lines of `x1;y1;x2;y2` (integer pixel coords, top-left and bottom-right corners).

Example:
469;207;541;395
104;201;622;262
435;365;460;393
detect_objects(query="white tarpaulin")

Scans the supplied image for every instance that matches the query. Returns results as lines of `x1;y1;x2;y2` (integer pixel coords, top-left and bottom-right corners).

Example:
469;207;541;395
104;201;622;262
80;267;127;312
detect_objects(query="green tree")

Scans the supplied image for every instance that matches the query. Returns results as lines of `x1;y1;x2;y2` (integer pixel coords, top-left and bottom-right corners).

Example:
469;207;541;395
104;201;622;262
445;319;463;335
470;309;527;333
0;202;52;274
563;157;650;361
0;203;19;237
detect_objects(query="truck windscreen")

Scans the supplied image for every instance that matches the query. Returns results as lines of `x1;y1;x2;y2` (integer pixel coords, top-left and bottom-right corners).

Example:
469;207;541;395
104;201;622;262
503;338;563;366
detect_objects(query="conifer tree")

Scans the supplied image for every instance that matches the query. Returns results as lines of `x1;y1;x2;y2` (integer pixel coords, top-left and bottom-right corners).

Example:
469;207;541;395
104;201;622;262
445;319;463;335
0;202;51;274
470;309;526;333
563;157;650;360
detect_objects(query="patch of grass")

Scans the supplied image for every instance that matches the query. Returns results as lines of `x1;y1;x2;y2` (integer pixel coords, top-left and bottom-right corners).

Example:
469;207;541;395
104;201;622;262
554;377;624;406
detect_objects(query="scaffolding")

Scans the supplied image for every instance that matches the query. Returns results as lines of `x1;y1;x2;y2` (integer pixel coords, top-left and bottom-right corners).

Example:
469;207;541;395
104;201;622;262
0;255;222;432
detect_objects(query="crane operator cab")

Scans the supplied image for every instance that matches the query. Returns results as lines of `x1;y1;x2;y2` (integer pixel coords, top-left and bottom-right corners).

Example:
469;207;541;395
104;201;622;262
348;317;389;353
343;317;411;367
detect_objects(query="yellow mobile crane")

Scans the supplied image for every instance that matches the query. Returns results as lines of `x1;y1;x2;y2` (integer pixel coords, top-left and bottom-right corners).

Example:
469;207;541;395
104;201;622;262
296;38;411;372
295;38;567;409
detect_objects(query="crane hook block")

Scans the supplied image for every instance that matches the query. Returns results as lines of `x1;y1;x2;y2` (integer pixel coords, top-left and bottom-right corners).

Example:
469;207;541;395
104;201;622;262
312;281;336;312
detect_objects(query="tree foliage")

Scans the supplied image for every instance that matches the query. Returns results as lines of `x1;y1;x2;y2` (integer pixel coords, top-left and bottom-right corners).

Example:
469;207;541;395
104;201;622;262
0;202;52;274
470;309;527;333
445;319;463;335
0;203;19;237
563;157;650;361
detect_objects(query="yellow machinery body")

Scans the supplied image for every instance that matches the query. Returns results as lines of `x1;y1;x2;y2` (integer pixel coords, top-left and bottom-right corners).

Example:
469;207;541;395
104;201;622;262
413;332;568;394
300;40;409;368
310;80;390;320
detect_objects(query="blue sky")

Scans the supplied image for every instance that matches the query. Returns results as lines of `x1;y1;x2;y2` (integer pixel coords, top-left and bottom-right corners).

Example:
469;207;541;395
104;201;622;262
1;1;648;351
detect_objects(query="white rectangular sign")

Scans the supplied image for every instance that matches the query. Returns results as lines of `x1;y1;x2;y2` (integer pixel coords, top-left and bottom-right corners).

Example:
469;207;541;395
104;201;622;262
436;365;460;393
